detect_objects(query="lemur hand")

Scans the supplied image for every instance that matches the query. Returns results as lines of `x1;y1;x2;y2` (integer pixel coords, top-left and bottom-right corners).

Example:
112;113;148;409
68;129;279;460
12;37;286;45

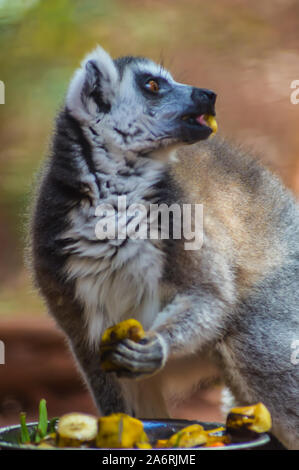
100;325;167;379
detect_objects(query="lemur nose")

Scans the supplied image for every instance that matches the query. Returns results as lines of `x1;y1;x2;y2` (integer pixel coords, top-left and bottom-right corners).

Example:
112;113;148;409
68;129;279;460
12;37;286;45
202;89;217;105
191;87;217;106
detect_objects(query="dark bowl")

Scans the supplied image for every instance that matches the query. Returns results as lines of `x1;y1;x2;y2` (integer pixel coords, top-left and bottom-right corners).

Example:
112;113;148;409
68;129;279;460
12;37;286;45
0;418;271;450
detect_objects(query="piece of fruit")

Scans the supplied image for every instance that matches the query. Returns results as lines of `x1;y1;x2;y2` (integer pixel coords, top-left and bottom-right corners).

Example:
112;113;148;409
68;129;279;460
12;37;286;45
205;426;230;445
57;412;98;448
204;441;226;447
100;319;145;371
96;413;149;448
226;402;272;438
204;114;218;135
135;441;152;449
155;439;168;448
37;432;57;448
101;319;145;346
36;442;55;449
166;424;207;448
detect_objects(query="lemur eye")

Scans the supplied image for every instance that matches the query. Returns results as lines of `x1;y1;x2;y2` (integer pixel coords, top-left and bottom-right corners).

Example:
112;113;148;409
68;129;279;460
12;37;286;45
145;79;160;93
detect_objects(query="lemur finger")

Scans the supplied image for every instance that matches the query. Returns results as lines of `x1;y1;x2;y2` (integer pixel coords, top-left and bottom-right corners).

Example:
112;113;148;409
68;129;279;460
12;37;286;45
100;345;162;367
100;335;163;360
112;346;162;364
115;338;163;360
100;339;161;363
107;350;161;373
100;331;167;378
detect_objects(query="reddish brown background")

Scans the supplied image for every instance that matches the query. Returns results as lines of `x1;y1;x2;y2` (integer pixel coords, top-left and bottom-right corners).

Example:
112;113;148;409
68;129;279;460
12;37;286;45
0;0;299;428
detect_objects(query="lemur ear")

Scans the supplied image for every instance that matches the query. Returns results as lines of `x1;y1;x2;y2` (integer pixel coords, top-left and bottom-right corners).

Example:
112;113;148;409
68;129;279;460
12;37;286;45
66;46;119;121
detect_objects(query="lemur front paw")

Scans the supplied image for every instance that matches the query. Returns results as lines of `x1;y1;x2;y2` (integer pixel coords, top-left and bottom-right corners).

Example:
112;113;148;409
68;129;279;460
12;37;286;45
100;324;167;379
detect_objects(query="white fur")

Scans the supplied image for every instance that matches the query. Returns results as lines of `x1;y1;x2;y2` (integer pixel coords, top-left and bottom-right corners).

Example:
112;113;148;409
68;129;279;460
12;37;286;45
66;46;119;123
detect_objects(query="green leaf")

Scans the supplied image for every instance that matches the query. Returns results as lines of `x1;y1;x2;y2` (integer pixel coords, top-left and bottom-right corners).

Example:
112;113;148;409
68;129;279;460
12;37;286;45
48;417;59;434
19;412;31;444
35;398;48;443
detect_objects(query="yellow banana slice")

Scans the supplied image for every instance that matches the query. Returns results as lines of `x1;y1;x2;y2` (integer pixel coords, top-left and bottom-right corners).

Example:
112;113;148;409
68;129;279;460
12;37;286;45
57;413;98;448
204;114;218;135
96;413;149;448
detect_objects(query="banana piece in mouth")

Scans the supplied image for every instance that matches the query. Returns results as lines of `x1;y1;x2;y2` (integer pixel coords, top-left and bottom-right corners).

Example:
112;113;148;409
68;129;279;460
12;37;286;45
204;114;218;135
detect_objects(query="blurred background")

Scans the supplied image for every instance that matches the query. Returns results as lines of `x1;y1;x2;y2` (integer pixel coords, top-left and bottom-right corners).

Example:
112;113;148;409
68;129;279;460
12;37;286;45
0;0;299;427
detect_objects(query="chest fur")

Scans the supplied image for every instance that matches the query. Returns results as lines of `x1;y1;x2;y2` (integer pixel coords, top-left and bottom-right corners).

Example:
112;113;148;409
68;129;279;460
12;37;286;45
61;162;166;346
67;238;163;346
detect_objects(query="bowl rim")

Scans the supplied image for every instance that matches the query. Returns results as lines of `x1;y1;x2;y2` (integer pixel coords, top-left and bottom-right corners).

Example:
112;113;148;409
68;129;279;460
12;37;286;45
0;419;271;450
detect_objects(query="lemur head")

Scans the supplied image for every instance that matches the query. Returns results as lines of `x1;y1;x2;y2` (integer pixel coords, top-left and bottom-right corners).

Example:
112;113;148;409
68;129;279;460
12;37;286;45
66;46;216;159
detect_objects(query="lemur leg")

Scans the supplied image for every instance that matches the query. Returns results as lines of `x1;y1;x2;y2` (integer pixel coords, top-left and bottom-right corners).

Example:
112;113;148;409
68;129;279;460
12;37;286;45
103;290;232;379
119;376;170;419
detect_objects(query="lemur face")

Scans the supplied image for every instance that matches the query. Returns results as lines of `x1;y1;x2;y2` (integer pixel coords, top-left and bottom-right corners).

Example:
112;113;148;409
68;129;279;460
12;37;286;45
66;47;216;156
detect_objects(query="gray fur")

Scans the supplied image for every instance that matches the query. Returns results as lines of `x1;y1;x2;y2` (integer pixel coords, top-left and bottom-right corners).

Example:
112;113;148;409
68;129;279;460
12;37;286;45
28;46;299;448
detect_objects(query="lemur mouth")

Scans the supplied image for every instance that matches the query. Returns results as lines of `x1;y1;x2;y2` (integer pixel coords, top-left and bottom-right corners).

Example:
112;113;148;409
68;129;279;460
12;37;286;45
181;113;218;135
178;92;217;143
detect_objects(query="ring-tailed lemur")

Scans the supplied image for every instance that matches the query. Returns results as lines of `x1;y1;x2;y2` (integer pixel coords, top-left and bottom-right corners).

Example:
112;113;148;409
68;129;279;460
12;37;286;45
29;46;299;449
